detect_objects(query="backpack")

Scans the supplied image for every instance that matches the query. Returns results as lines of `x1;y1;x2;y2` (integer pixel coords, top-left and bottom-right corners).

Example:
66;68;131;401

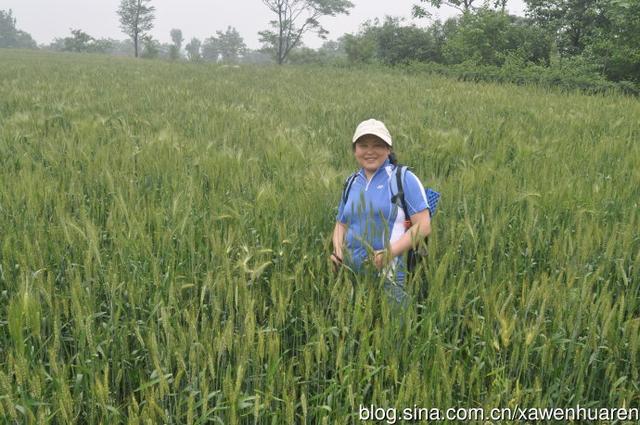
341;165;440;274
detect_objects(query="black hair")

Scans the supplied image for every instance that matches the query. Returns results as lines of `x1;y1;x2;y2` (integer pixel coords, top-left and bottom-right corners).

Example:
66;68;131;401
388;151;398;166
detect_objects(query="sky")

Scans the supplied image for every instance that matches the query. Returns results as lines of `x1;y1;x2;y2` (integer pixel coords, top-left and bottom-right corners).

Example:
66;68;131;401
4;0;527;49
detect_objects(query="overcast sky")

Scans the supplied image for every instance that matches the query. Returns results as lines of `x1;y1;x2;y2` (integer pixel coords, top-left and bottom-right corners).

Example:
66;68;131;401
5;0;527;49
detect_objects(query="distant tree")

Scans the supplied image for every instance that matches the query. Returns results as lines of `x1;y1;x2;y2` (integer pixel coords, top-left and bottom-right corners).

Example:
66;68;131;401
140;35;160;58
62;29;94;52
216;26;246;63
241;49;275;64
342;24;378;63
443;9;551;65
258;0;354;64
343;17;440;65
58;29;114;54
46;38;66;51
13;30;37;49
117;0;156;58
91;38;115;54
170;28;183;49
425;18;459;62
287;46;323;64
0;9;17;47
287;41;345;64
169;28;183;60
412;0;478;18
317;39;346;59
0;9;37;49
107;39;135;56
524;0;604;56
185;37;202;62
374;17;440;65
202;36;221;62
585;0;640;82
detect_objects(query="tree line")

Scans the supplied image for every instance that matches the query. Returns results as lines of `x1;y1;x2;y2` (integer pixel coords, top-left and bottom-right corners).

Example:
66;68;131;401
0;0;638;86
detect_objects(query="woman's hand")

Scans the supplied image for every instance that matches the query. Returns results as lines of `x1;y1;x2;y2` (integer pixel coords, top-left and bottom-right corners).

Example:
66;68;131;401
373;249;391;271
330;252;343;273
331;222;347;274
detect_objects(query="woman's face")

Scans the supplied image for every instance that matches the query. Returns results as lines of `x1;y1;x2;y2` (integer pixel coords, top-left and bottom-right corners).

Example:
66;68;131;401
354;135;391;174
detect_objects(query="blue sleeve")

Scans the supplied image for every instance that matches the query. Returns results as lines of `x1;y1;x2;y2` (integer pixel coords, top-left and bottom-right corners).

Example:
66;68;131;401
336;194;346;223
336;176;350;223
403;170;429;216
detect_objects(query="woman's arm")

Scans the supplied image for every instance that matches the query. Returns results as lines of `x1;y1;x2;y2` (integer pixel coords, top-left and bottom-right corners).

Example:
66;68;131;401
331;221;348;267
391;210;431;256
332;221;347;257
374;210;431;269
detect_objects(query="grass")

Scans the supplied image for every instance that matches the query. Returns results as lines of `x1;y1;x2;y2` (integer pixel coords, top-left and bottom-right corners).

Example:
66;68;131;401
0;49;639;424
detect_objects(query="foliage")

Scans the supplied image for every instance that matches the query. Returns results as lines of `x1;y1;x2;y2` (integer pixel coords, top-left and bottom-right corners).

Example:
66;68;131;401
140;35;160;59
342;13;549;67
524;0;605;56
443;9;552;66
343;17;439;65
288;40;346;64
0;9;37;49
403;57;639;95
202;27;246;63
185;37;202;62
170;28;183;49
117;0;155;58
342;30;378;64
373;17;441;65
201;36;220;62
258;0;353;64
413;0;478;16
584;0;640;82
241;49;276;64
169;29;183;60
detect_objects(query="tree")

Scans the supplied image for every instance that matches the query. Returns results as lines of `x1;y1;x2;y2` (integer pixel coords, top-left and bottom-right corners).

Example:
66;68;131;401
169;28;183;60
412;0;478;17
54;29;114;54
185;37;202;62
216;26;246;63
373;17;440;65
62;29;94;52
287;41;346;64
0;9;17;47
586;0;640;82
140;35;160;58
443;9;551;65
1;9;37;49
202;36;221;62
343;17;441;65
258;0;354;64
524;0;605;56
117;0;156;58
342;21;379;64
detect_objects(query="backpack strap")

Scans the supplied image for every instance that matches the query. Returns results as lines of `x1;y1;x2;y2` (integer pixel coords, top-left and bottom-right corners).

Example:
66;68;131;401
341;172;358;204
392;165;441;218
390;165;410;221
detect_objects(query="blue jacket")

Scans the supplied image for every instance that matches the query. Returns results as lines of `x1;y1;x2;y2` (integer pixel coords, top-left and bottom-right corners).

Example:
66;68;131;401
337;158;430;284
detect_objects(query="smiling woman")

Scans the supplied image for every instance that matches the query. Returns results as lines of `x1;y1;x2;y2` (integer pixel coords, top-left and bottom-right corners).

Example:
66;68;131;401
330;119;432;306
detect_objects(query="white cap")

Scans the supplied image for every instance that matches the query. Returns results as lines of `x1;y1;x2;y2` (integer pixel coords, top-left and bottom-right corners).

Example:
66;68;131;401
352;119;392;147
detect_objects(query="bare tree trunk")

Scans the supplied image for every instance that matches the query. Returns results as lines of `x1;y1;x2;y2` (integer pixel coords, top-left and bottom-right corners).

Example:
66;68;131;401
134;0;141;58
277;2;284;64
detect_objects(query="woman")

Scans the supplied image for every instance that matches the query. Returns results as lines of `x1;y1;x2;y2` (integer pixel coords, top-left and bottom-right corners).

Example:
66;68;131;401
330;119;432;305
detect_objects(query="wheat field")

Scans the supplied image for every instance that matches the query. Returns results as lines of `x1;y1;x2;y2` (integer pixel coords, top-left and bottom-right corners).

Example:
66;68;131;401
1;49;639;423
